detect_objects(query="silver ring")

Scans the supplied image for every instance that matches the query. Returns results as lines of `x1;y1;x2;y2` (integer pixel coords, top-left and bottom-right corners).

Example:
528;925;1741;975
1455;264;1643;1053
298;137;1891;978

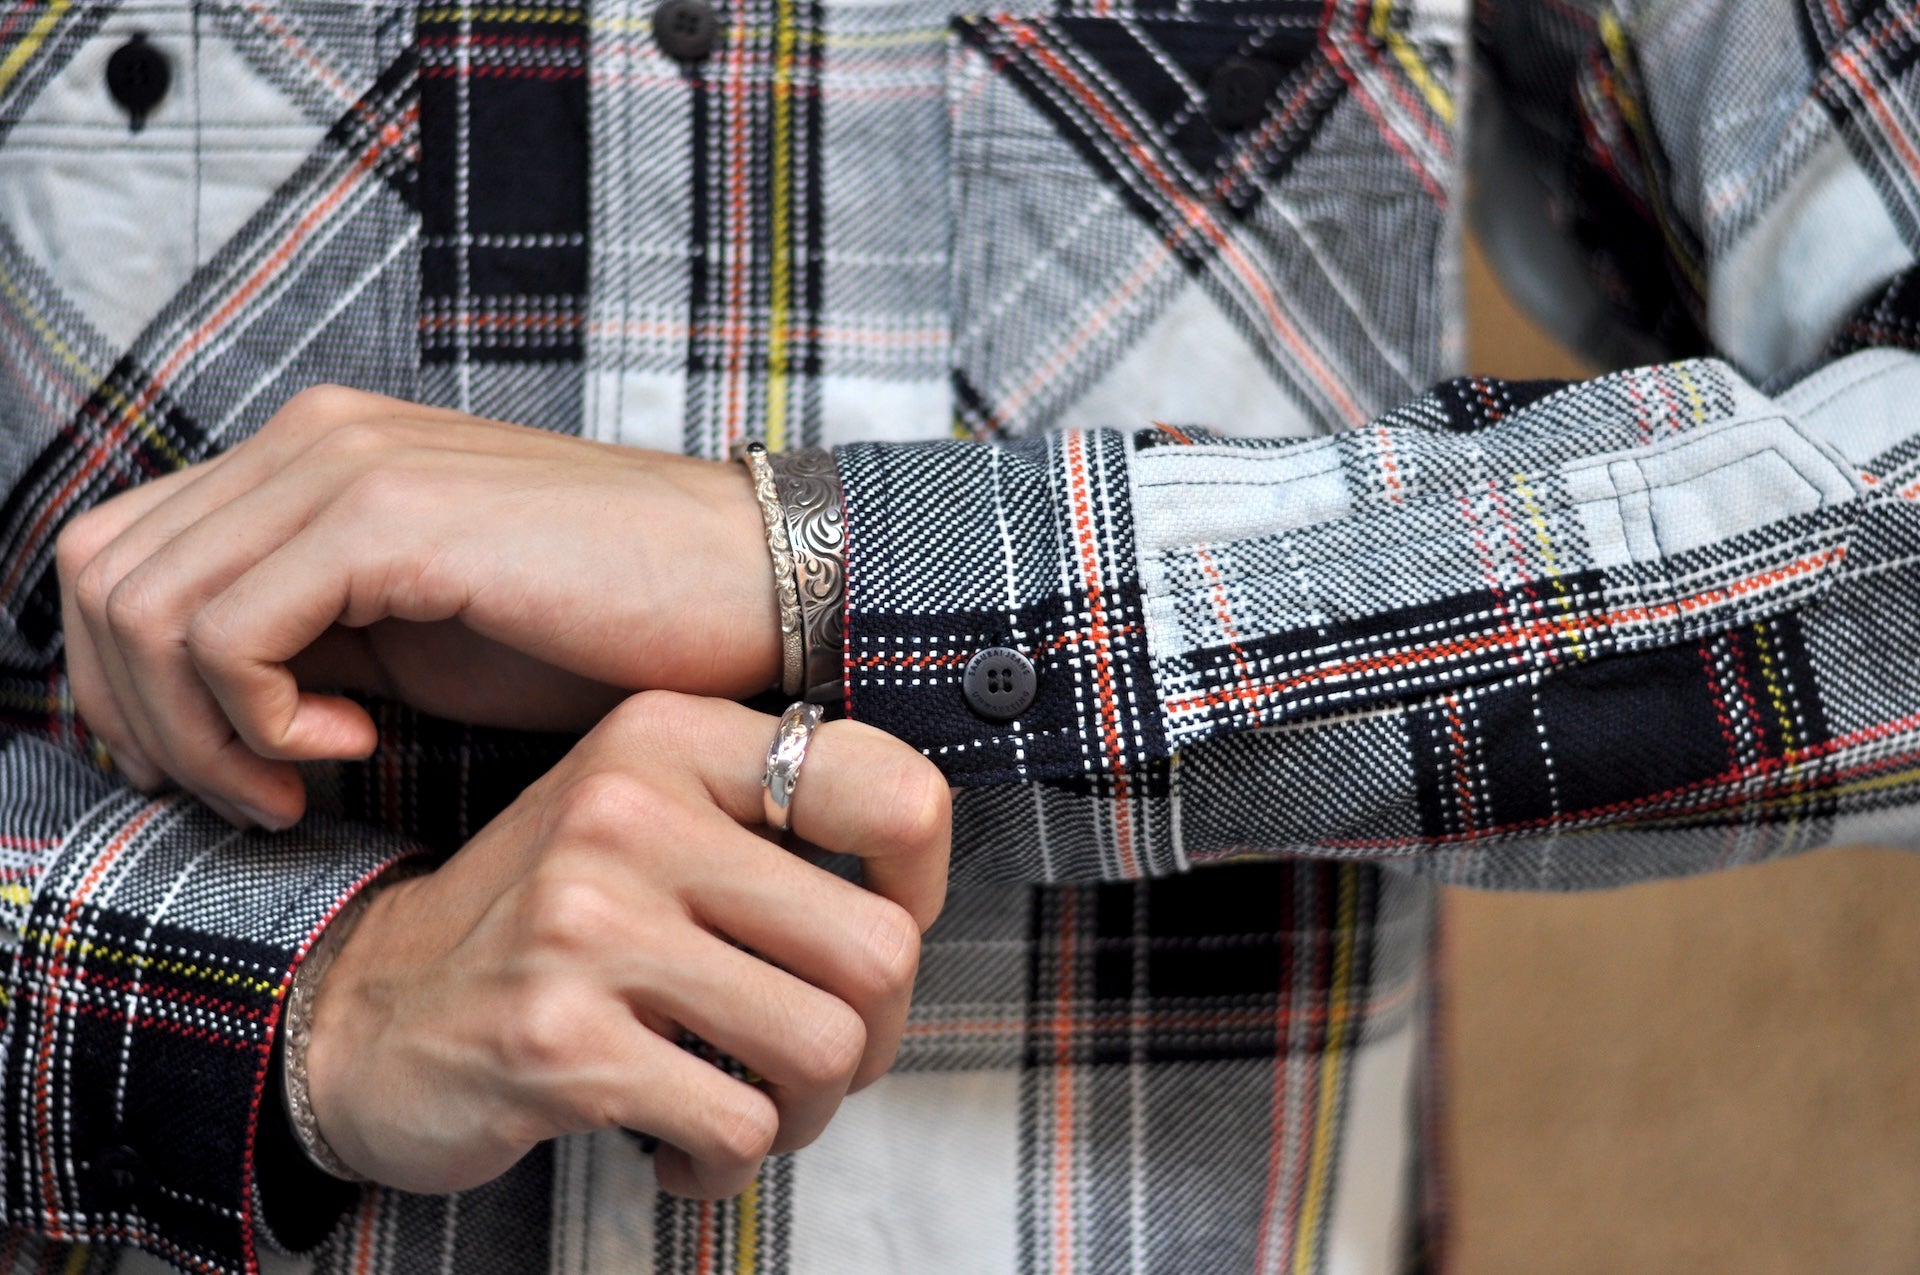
762;702;823;832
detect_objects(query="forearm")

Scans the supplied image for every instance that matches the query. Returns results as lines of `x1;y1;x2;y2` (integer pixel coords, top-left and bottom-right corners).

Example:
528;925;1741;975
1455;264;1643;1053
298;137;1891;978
842;350;1920;888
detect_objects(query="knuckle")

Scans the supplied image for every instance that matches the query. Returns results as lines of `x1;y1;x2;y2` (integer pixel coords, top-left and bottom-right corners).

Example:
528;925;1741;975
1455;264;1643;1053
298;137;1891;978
278;383;367;430
336;463;417;519
878;755;951;854
183;602;242;670
790;1002;866;1091
308;417;397;464
71;555;116;618
494;984;591;1076
518;869;623;954
56;509;114;580
853;900;920;996
102;572;168;642
704;1091;778;1170
552;771;659;843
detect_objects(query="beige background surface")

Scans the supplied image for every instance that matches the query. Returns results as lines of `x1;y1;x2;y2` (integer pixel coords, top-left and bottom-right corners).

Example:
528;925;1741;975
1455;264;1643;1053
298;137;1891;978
1444;241;1920;1273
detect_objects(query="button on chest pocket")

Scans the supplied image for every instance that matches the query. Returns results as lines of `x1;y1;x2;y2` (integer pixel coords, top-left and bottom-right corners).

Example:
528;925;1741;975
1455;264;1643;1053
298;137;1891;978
946;2;1462;441
0;1;417;662
0;1;413;405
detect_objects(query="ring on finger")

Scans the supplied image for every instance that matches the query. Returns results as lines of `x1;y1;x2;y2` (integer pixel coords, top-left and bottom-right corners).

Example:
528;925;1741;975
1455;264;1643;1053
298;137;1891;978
761;702;823;833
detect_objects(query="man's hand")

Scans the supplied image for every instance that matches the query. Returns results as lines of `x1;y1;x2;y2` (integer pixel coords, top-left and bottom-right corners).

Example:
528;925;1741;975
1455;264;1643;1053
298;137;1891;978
308;692;949;1197
54;385;781;829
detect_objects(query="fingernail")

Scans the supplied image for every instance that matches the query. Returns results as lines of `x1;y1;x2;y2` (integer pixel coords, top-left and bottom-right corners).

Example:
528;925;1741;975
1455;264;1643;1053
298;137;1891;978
236;804;292;832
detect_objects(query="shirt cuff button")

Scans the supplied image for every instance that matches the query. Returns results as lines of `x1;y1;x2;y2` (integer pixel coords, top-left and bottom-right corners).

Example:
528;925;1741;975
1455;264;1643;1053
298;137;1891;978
962;646;1037;722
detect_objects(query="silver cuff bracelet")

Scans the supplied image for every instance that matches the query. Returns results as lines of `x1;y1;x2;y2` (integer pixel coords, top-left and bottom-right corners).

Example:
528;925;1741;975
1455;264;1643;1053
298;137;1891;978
765;447;847;704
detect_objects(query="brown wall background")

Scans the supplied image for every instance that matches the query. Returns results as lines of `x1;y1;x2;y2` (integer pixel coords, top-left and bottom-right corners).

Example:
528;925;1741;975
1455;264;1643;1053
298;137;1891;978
1445;240;1920;1273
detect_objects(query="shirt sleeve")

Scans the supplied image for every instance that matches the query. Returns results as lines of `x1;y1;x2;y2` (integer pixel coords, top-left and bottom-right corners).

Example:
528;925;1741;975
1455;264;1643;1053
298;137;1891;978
837;347;1920;889
0;727;420;1274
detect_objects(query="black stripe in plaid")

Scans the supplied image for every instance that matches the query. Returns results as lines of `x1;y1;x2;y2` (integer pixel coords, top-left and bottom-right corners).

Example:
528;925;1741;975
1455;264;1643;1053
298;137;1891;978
419;1;590;367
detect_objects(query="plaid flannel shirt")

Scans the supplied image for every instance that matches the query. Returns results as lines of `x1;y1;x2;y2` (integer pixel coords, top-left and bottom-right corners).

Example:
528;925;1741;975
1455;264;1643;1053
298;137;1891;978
1;0;1919;1272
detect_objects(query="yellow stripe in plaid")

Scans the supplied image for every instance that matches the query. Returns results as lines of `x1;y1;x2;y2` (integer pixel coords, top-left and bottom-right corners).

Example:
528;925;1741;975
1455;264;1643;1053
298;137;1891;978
1290;863;1361;1275
764;0;799;452
0;0;72;100
1369;0;1454;125
19;928;284;997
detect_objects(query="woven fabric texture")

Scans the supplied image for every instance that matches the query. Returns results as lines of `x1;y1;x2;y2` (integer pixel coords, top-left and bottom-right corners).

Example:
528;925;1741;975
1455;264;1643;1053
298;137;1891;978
0;0;1915;1273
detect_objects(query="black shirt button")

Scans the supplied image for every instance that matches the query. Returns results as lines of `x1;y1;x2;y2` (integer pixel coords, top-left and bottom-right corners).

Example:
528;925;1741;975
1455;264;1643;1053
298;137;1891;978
1207;57;1281;130
87;1144;145;1210
653;0;719;62
962;646;1037;722
106;33;170;132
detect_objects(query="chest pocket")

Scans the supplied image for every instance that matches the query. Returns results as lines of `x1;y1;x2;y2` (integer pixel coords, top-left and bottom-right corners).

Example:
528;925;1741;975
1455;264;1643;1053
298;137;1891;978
0;1;416;662
947;1;1461;442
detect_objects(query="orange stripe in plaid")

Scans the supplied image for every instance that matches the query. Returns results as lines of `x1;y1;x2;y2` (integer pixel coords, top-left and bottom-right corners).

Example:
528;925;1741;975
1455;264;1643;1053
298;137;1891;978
1004;22;1368;427
0;100;417;611
1834;40;1920;187
1374;425;1404;503
697;1197;717;1274
351;1186;381;1275
1048;886;1079;1274
1318;2;1445;202
1063;430;1139;877
1439;693;1476;837
243;1;364;110
1194;545;1255;688
904;977;1418;1040
1164;546;1848;721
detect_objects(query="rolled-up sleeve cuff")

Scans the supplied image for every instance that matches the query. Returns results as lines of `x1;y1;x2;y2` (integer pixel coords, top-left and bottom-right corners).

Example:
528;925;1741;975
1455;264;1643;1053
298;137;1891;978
1;790;421;1275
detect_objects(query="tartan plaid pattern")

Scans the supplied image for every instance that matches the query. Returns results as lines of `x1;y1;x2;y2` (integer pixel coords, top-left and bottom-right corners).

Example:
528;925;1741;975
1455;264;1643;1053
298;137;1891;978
0;3;427;1273
0;1;1917;1275
1797;0;1920;245
842;353;1920;890
267;860;1430;1275
417;0;590;432
1474;0;1710;366
947;0;1461;441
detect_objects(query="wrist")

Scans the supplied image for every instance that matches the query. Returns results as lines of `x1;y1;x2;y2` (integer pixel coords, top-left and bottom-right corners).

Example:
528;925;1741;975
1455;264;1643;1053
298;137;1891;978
297;868;425;1182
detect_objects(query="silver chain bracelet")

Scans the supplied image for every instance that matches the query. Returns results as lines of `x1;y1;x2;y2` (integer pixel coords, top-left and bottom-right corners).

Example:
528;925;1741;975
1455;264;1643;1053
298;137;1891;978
281;862;426;1183
738;441;807;697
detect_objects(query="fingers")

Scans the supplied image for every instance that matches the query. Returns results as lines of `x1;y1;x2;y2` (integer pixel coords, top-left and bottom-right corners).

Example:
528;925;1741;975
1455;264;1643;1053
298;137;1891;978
607;694;952;930
70;476;352;824
555;1015;780;1200
689;831;919;1090
182;497;429;762
56;464;215;786
630;927;867;1154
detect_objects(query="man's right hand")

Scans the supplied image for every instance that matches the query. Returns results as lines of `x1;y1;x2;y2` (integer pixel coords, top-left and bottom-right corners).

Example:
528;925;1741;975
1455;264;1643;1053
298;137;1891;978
303;691;950;1198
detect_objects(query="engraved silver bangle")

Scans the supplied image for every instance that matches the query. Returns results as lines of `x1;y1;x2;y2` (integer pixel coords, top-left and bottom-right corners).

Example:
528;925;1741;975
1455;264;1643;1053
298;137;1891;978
281;862;425;1184
764;448;847;705
737;441;806;698
762;701;824;832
